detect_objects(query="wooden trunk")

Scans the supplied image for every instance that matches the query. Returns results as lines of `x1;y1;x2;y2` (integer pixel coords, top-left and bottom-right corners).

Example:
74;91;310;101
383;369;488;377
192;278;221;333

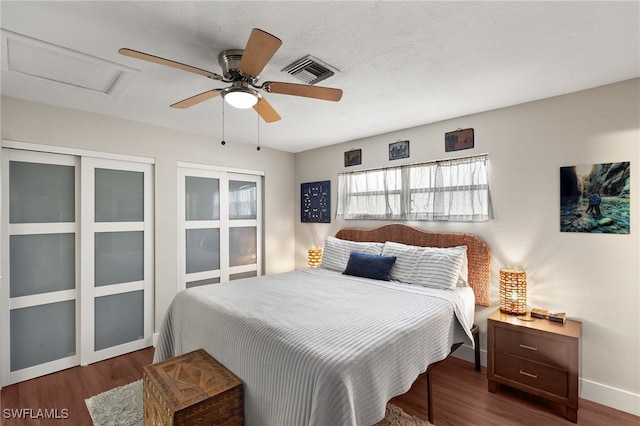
143;349;243;426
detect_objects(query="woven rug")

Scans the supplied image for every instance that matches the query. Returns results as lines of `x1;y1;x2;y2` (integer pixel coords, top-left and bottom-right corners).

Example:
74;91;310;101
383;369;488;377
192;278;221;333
85;380;432;426
85;380;143;426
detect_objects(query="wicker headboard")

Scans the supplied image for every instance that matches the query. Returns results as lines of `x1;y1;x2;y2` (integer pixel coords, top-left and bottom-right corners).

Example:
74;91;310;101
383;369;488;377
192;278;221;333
335;224;491;306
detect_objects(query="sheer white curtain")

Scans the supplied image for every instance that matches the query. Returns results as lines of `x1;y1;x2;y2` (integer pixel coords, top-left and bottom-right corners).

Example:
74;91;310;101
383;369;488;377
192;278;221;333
336;154;493;222
336;167;403;219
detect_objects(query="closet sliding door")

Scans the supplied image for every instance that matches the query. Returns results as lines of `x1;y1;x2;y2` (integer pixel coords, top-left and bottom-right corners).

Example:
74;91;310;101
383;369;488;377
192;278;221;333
227;175;261;281
178;164;262;290
80;158;154;365
1;149;80;384
1;148;154;385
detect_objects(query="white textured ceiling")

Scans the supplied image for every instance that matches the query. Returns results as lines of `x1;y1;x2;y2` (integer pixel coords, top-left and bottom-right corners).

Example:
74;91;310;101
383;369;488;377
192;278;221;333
1;1;639;153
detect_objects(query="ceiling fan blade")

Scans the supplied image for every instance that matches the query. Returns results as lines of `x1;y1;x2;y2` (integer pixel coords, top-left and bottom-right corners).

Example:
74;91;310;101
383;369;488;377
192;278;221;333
238;29;282;77
262;82;343;102
170;89;222;109
119;48;223;81
253;97;281;123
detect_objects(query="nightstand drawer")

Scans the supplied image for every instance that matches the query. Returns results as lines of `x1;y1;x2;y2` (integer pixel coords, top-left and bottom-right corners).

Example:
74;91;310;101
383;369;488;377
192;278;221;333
494;352;568;397
495;326;569;368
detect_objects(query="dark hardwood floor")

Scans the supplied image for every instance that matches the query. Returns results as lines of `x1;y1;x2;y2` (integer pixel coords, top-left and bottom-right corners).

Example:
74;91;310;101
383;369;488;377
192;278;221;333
1;348;154;425
1;348;638;425
392;356;639;426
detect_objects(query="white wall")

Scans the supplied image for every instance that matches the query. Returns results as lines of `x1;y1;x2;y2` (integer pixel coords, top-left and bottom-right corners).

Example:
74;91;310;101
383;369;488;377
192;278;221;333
2;79;638;414
1;96;297;330
294;78;640;414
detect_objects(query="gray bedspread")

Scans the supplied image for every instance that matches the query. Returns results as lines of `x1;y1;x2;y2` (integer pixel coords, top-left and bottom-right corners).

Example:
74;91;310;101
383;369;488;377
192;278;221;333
154;268;474;426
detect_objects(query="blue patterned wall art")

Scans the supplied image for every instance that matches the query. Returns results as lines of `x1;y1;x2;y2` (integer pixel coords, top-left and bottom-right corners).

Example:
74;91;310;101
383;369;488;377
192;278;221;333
301;180;331;223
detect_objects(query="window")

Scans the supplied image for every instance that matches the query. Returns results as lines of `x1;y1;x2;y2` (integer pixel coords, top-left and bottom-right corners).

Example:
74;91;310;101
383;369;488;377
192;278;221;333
336;154;493;222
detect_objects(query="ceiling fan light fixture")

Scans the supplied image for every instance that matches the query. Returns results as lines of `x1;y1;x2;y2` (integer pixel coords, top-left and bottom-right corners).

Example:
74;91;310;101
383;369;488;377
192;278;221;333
222;87;260;109
119;28;341;124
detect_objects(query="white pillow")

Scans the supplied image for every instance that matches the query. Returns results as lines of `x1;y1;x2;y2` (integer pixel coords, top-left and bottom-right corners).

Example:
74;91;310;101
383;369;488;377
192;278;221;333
320;236;384;272
381;241;467;290
458;253;469;287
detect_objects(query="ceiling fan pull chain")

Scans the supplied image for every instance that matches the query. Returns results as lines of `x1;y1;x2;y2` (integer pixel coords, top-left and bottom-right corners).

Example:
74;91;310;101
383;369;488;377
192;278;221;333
256;102;261;151
221;101;226;146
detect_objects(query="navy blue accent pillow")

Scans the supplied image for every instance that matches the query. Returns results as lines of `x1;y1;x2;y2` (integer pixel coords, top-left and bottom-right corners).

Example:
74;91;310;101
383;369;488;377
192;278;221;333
342;250;397;281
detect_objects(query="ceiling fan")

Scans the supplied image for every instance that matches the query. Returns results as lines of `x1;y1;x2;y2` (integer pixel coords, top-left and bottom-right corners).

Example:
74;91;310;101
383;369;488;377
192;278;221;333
119;28;343;123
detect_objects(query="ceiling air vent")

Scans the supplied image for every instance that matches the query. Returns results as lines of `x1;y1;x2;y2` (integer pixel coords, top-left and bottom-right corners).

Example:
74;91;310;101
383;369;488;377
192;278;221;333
282;55;339;85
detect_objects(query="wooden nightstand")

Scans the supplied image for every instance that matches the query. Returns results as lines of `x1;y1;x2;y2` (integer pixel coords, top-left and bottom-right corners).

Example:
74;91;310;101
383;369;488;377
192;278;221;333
487;309;582;423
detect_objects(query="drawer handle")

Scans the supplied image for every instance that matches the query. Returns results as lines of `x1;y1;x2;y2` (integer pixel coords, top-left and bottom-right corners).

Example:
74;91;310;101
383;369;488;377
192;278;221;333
519;344;538;351
519;370;538;379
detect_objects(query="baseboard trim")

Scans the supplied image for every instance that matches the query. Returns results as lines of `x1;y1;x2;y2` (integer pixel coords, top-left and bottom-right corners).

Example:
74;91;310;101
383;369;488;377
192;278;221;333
580;377;640;417
152;332;159;347
452;345;640;417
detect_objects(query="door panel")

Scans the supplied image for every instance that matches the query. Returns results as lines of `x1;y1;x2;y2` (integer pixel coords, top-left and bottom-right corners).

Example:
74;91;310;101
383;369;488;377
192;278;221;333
10;300;76;371
94;168;144;222
9;161;75;223
186;176;220;221
94;290;144;351
185;228;220;274
9;233;75;297
229;180;257;220
186;277;221;288
229;226;257;267
2;149;80;385
94;231;144;287
230;271;258;281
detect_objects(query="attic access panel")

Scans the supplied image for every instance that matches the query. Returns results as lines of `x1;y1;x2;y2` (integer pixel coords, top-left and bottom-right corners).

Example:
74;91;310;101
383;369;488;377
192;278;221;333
2;30;137;97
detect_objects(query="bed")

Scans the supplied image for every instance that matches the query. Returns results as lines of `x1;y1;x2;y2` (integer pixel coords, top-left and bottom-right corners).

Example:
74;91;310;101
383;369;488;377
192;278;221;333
154;224;491;425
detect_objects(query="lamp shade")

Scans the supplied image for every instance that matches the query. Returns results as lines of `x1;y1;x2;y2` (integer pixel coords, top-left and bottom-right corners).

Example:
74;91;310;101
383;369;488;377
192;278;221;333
223;89;258;109
307;248;322;268
499;269;527;315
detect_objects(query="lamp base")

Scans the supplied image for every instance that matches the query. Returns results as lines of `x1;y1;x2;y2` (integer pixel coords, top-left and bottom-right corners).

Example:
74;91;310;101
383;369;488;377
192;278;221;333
517;312;535;322
500;308;527;316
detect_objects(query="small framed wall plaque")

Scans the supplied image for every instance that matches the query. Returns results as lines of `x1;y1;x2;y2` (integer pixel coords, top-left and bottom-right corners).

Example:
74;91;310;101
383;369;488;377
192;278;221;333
445;128;474;152
301;180;331;223
344;149;362;167
389;140;410;160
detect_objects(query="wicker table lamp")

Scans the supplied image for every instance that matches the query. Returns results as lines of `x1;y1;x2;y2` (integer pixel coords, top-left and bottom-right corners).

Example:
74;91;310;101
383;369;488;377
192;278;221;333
499;269;527;315
307;248;322;268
